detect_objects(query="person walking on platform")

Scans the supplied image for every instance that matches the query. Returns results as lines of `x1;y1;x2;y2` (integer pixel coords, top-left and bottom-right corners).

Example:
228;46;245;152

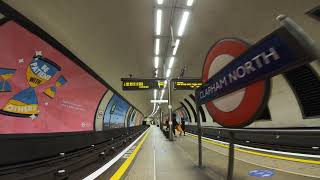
172;113;178;137
165;119;169;131
181;118;186;136
177;123;183;136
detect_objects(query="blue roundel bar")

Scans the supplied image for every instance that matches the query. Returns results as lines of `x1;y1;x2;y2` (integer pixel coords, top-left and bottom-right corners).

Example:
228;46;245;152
196;16;319;105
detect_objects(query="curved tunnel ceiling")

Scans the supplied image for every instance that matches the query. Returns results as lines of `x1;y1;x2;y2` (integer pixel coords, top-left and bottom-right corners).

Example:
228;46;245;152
5;0;320;115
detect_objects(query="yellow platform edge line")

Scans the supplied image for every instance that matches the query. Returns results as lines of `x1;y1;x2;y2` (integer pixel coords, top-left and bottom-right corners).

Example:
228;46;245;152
110;129;150;180
186;133;320;165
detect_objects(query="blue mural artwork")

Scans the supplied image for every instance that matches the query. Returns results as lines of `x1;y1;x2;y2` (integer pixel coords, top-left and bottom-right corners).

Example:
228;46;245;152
103;94;129;129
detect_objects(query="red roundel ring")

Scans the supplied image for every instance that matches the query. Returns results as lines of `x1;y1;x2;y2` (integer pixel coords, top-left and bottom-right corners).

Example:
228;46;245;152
202;38;270;128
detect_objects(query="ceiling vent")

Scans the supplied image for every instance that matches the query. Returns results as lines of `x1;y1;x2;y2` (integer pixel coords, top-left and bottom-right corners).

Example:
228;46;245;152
307;5;320;21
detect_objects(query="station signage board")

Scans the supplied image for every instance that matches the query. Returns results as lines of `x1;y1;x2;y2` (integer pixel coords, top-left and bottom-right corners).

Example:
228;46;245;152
201;38;270;128
172;78;202;90
121;78;165;90
196;26;319;105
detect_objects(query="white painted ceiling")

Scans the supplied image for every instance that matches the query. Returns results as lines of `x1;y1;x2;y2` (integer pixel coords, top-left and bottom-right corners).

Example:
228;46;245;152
5;0;320;115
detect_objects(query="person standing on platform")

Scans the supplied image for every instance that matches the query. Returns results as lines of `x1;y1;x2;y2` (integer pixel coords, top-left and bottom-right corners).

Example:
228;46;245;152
181;118;186;136
177;122;183;136
172;113;178;137
165;119;169;131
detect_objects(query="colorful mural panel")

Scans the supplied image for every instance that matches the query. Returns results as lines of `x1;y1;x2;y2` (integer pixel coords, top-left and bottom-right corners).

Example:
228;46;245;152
0;21;107;133
103;95;130;129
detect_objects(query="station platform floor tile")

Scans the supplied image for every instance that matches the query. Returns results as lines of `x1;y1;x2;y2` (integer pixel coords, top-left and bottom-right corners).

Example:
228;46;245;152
104;126;319;180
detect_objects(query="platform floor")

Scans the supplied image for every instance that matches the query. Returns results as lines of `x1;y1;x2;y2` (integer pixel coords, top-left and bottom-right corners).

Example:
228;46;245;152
124;126;214;180
122;126;319;180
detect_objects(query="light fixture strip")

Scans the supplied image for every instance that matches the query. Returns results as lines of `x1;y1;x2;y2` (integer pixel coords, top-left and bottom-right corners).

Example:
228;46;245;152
166;69;171;78
154;56;159;68
172;39;180;55
156;9;162;35
160;89;165;99
154;89;157;99
155;38;160;55
157;0;163;5
177;11;190;36
187;0;194;6
150;103;156;116
168;57;175;69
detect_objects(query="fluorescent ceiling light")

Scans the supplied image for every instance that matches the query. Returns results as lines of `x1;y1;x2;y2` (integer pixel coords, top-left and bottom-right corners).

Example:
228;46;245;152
155;69;158;77
172;39;180;55
187;0;194;6
154;89;157;99
166;69;171;78
178;11;190;36
150;103;156;116
168;57;175;69
156;9;162;35
154;57;159;68
157;0;163;4
160;89;165;99
152;104;159;116
155;38;160;55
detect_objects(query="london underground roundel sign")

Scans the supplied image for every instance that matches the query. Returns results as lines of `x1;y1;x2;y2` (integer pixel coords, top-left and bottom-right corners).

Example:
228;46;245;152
202;38;270;127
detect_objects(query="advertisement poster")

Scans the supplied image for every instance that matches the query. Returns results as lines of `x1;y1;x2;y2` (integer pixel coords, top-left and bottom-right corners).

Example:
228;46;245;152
94;91;113;131
129;109;136;127
134;112;143;126
126;108;133;127
103;95;130;129
181;108;189;122
0;21;107;134
176;108;189;123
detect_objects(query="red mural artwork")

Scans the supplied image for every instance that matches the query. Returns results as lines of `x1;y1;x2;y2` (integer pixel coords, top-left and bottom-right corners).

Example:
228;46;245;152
0;21;107;134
